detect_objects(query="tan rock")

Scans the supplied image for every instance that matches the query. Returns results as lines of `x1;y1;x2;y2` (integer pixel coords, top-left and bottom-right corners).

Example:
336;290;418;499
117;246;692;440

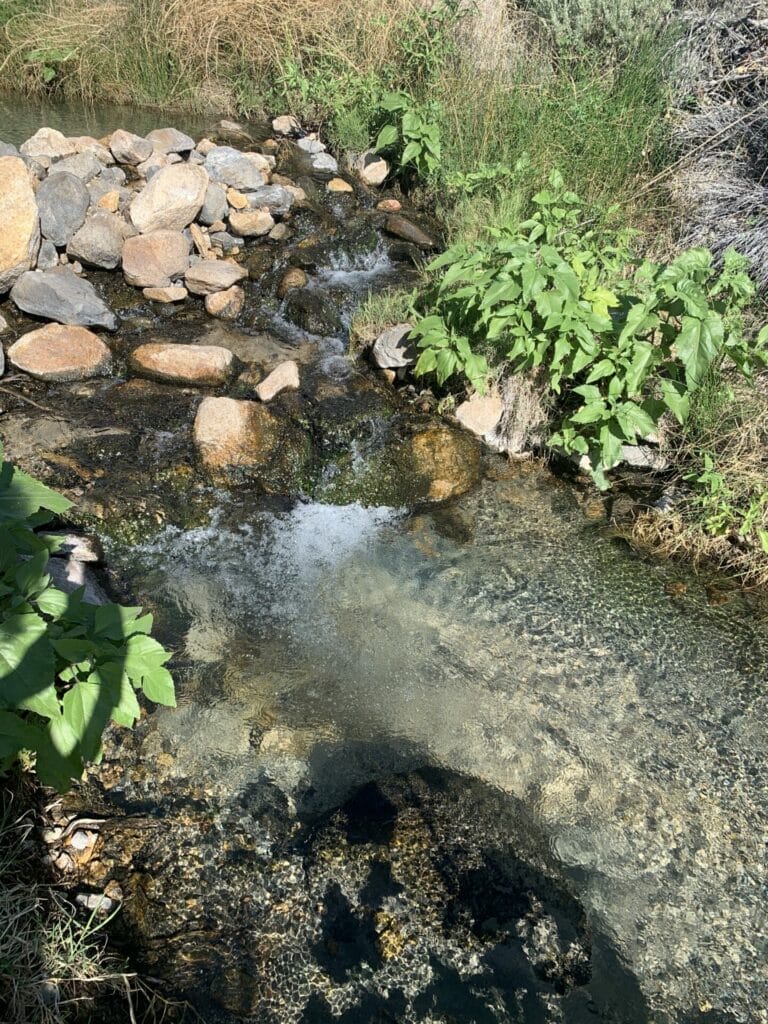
326;177;354;193
185;261;247;295
284;184;307;205
226;188;248;210
0;156;40;293
455;393;503;439
377;198;402;213
205;285;245;319
271;115;300;136
109;129;152;165
244;152;273;175
189;222;210;257
196;138;216;156
356;152;389;187
408;426;481;502
208;219;227;233
20;128;77;162
8;324;111;381
229;208;274;237
130;342;235;386
268;223;290;242
97;190;121;213
255;360;300;401
122;230;191;288
143;285;188;302
129;163;209;233
194;397;279;471
277;267;307;298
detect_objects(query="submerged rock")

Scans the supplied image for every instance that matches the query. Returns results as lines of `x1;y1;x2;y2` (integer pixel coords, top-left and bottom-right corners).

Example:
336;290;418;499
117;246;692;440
8;324;111;381
10;269;117;330
37;171;89;246
283;288;342;337
277;267;307;298
256;360;300;402
384;214;437;249
130;342;236;387
205;285;244;320
0;156;40;293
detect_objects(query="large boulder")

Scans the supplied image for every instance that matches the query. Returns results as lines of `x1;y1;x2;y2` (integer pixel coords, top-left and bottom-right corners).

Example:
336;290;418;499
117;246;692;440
37;172;89;246
20;128;77;162
10;269;117;330
67;211;131;269
129;163;209;233
205;146;265;192
8;324;111;381
184;261;247;295
130;343;235;386
52;150;103;182
0;156;40;294
122;230;191;288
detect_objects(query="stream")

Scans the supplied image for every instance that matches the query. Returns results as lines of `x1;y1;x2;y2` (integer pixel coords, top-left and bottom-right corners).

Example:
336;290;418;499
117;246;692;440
1;103;767;1024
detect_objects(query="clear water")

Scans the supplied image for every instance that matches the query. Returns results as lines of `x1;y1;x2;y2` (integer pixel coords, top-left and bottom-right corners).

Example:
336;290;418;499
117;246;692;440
114;466;768;1023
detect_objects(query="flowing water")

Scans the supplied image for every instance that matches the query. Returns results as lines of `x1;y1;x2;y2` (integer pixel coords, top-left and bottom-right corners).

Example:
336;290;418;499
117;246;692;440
2;101;767;1024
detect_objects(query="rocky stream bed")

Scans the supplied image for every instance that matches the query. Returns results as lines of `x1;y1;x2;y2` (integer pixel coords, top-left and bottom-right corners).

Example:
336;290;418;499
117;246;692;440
1;110;767;1024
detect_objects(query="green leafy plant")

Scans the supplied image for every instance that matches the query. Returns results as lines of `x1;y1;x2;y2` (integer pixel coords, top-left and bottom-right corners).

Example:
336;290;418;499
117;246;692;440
685;452;768;552
0;444;175;791
374;91;442;179
413;171;766;487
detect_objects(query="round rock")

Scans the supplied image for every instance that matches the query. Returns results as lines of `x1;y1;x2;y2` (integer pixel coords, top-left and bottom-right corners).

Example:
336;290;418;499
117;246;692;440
205;285;245;320
8;325;111;381
130;163;209;234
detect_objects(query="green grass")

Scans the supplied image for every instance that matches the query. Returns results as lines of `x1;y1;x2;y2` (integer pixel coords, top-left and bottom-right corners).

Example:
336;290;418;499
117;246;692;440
349;287;418;352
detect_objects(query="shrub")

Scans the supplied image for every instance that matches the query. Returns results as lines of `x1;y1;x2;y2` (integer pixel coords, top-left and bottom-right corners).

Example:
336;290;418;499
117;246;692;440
0;444;175;792
412;171;766;487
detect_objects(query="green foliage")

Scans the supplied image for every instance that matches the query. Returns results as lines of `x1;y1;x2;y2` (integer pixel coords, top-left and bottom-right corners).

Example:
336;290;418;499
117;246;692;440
685;453;768;553
413;172;765;487
0;445;175;792
374;91;442;179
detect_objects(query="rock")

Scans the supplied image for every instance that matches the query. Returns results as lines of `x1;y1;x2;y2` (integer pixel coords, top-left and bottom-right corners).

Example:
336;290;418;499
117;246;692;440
269;223;290;242
122;230;191;288
74;893;114;913
226;187;249;210
136;152;169;180
130;163;209;233
130;342;235;386
37;172;90;245
205;286;245;320
0;156;40;293
209;232;243;254
283;288;342;336
0;141;18;157
196;138;216;156
109;129;153;165
0;313;8;334
100;165;127;186
297;137;325;154
385;215;437;248
245;151;274;174
70;136;113;164
189;223;210;257
185;261;247;295
36;240;58;270
205;146;265;192
228;208;274;237
311;152;338;177
193;396;307;487
455;393;504;439
255;360;300;401
377;198;402;212
47;556;108;604
620;444;670;472
355;151;389;186
200;183;228;225
327;177;354;193
10;270;116;330
143;285;188;303
244;185;294;215
146;128;195;154
96;189;122;213
371;324;415;368
47;532;103;562
272;115;300;136
408;426;481;502
277;267;307;298
67;211;128;269
8;324;111;381
53;150;103;182
20;128;77;162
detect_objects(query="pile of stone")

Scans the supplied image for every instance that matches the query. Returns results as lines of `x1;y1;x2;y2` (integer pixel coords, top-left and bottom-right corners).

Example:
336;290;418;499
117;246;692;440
0;119;390;335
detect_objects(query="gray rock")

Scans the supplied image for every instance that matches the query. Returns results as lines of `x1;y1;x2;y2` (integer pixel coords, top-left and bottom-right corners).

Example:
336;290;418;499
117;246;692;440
205;146;265;192
310;152;339;177
109;129;153;165
199;183;228;226
46;555;108;605
620;444;670;472
372;324;415;368
21;155;47;181
0;141;18;157
67;211;129;269
244;185;294;216
74;893;115;913
146;127;195;154
209;231;243;254
354;150;389;187
184;261;247;295
37;239;59;270
87;178;130;208
52;150;103;181
10;269;117;330
297;137;326;154
272;115;300;136
37;172;89;246
100;165;127;187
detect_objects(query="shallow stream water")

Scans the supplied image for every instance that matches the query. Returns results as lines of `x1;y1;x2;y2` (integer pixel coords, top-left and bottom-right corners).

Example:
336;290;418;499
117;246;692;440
2;101;767;1024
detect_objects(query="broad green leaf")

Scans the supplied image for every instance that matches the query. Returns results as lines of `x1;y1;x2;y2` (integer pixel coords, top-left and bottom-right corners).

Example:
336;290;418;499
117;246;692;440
141;666;176;707
62;681;107;762
676;312;723;389
0;456;72;524
0;612;59;718
375;124;398;150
